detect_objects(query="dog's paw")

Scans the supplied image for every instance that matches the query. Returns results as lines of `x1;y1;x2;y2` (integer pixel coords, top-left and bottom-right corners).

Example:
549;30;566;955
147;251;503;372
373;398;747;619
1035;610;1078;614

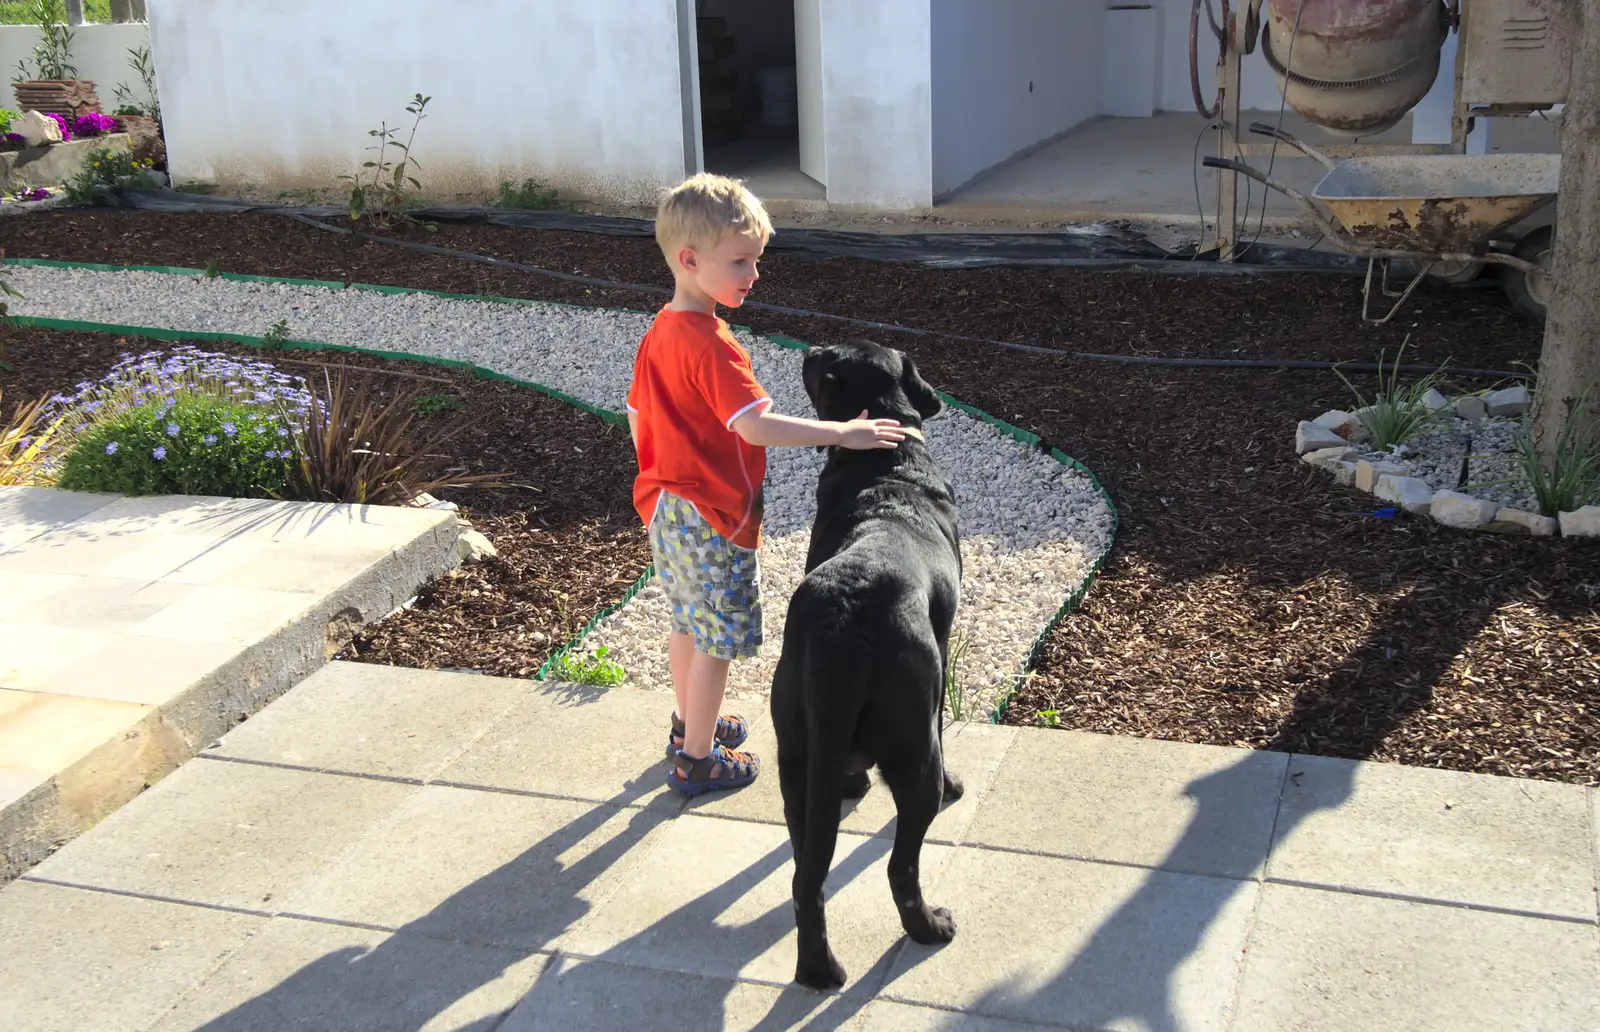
843;770;872;800
795;949;848;991
906;905;957;945
941;771;965;803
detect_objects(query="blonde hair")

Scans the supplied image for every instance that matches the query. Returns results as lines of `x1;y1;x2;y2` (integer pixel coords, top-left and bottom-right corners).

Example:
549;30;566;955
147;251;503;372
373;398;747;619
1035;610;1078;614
655;173;772;265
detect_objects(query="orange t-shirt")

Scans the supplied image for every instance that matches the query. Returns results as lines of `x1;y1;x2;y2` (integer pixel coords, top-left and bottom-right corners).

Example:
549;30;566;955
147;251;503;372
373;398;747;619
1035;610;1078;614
627;308;772;550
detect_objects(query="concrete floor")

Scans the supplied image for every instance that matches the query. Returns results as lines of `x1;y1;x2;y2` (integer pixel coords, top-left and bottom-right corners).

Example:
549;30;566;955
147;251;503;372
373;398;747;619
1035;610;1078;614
705;124;824;203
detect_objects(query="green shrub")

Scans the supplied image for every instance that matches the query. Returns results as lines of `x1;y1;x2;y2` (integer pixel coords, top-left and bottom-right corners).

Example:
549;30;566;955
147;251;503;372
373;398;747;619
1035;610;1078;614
494;179;575;212
64;145;154;205
1514;382;1600;517
0;108;19;135
545;646;626;687
57;391;301;498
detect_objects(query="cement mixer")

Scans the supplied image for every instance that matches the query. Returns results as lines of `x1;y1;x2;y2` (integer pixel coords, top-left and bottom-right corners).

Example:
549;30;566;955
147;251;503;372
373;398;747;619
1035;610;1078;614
1195;0;1574;321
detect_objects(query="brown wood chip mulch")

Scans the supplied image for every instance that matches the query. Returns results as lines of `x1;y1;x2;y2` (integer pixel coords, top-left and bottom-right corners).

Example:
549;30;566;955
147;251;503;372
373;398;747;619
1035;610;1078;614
2;211;1594;785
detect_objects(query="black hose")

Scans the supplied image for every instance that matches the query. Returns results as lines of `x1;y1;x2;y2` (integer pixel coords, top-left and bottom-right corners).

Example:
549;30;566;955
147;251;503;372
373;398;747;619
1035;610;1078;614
281;214;1528;381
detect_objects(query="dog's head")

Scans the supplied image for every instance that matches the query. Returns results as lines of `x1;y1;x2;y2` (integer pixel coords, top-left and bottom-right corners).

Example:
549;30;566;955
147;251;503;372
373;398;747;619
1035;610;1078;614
802;338;943;428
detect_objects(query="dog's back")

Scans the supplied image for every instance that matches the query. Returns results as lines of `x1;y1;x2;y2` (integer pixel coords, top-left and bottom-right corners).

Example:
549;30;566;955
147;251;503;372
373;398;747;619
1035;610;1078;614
771;339;963;990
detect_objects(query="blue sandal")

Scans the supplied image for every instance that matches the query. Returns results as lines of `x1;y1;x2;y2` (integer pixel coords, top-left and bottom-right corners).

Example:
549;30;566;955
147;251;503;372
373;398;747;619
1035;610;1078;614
666;712;749;759
667;744;760;795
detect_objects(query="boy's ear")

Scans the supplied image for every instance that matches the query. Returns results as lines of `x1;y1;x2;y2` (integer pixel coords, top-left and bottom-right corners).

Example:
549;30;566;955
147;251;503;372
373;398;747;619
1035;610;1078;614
676;246;699;273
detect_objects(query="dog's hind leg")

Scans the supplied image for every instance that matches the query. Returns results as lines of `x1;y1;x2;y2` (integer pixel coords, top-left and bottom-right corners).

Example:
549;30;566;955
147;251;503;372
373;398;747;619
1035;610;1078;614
792;731;850;990
880;742;957;946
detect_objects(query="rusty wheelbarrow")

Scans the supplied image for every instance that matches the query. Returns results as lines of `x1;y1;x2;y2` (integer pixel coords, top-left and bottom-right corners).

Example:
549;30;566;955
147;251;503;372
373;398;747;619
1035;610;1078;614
1205;124;1557;324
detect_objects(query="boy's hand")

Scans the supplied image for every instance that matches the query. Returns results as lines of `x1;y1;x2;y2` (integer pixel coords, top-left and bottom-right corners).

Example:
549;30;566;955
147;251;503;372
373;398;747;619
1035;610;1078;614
838;409;906;450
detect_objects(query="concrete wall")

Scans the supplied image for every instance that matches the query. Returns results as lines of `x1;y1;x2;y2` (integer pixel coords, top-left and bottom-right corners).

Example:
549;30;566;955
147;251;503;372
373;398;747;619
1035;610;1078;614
147;0;690;204
931;0;1102;198
1154;0;1281;113
820;0;932;210
1;23;152;110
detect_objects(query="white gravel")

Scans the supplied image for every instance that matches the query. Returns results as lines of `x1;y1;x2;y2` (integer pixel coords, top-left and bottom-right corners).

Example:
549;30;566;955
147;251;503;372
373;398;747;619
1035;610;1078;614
9;265;1116;718
1354;416;1537;514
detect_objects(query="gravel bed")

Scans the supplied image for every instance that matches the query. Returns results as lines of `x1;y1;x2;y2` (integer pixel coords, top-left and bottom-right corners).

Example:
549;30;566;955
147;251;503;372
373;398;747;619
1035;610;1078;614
1361;417;1537;513
9;265;1116;717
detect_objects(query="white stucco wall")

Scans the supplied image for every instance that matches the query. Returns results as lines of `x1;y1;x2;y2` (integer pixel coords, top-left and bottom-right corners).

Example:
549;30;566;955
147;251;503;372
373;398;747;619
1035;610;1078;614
1155;0;1281;113
1;23;152;111
931;0;1102;198
147;0;690;204
819;0;933;211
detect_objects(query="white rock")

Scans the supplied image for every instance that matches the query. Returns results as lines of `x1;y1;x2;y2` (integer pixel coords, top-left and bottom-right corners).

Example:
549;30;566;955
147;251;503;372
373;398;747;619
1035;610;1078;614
1422;388;1451;412
1375;474;1434;514
1455;395;1488;421
1558;506;1600;538
1483;385;1532;418
1302;445;1357;469
1332;460;1358;486
1313;409;1367;441
1429;490;1498;529
1296;421;1348;454
1355;459;1407;493
458;528;499;563
14;109;63;147
1489;507;1557;536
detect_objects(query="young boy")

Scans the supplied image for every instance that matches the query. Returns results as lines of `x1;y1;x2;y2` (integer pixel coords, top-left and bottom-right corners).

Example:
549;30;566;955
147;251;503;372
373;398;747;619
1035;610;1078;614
627;173;906;795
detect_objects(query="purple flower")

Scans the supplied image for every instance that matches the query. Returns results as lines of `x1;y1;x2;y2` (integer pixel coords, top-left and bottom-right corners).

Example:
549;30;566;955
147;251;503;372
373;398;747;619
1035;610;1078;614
166;424;180;437
222;422;236;437
152;446;167;460
3;133;22;145
264;450;278;460
72;112;117;137
105;442;119;455
276;427;289;438
204;434;218;445
44;112;71;141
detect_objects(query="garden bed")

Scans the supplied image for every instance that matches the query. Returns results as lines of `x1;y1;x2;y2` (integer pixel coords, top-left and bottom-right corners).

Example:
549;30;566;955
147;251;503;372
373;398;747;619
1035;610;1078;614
1;210;1595;784
0;132;130;194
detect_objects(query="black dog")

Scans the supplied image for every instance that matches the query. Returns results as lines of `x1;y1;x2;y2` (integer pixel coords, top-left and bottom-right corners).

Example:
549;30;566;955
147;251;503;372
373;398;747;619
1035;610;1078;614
771;337;964;991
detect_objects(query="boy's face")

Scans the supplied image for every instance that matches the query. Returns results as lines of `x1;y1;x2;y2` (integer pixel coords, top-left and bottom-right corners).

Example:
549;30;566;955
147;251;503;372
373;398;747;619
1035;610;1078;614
679;232;765;309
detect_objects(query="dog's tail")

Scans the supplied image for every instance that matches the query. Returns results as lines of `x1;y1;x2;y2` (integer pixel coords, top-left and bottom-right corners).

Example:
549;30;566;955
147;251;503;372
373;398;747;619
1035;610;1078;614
794;627;869;926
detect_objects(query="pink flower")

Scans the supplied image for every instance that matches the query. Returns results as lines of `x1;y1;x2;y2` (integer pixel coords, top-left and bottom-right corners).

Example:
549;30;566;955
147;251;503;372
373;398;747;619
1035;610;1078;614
72;112;118;137
45;112;72;141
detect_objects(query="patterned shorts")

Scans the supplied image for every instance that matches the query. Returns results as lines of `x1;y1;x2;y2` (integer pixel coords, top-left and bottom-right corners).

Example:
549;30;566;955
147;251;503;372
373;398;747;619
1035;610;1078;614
649;492;763;661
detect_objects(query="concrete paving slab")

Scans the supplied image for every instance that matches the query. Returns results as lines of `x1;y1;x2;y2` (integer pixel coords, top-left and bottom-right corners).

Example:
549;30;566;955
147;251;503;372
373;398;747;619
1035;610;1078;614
0;623;117;689
0;878;264;1032
211;662;532;782
500;955;865;1032
0;531;152;576
879;846;1257;1031
0;767;47;811
23;576;198;633
148;915;549;1032
846;1000;1065;1031
33;634;241;706
0;486;116;555
26;759;415;911
436;683;692;810
1592;787;1599;923
0;689;150;777
963;729;1287;879
557;813;950;995
282;787;676;951
1268;755;1595;919
0;569;80;617
130;584;319;646
1231;882;1600;1032
688;722;1017;846
206;542;397;594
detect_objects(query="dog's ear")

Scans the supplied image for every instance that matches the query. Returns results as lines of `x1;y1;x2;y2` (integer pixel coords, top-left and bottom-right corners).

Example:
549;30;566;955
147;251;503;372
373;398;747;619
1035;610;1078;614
900;354;943;420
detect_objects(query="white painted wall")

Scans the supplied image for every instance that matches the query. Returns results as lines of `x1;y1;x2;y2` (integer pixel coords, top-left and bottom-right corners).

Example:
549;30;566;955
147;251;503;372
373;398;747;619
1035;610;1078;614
1154;0;1281;113
819;0;932;210
147;0;690;204
931;0;1102;198
1;23;152;110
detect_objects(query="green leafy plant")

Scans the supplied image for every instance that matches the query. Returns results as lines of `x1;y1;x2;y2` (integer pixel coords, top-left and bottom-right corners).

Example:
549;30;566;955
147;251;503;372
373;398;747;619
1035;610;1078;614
494;178;575;212
944;634;972;722
546;645;627;687
280;367;504;506
57;391;302;498
202;258;221;277
13;1;76;83
1513;382;1600;517
1037;709;1062;728
1333;338;1448;452
110;43;159;124
63;145;153;205
261;318;290;351
0;107;19;135
339;93;435;231
413;393;465;416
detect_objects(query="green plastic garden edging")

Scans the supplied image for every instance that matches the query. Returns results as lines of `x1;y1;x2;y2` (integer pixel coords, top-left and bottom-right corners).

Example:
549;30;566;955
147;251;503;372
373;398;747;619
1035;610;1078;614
3;259;1118;722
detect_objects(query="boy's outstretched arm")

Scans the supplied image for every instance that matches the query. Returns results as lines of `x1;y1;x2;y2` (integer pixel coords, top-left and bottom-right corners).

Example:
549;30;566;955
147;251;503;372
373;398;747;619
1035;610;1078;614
628;410;639;452
732;408;905;450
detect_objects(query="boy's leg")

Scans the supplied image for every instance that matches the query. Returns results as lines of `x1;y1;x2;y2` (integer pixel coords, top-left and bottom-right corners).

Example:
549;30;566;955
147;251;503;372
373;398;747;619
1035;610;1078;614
668;631;696;727
681;649;733;759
